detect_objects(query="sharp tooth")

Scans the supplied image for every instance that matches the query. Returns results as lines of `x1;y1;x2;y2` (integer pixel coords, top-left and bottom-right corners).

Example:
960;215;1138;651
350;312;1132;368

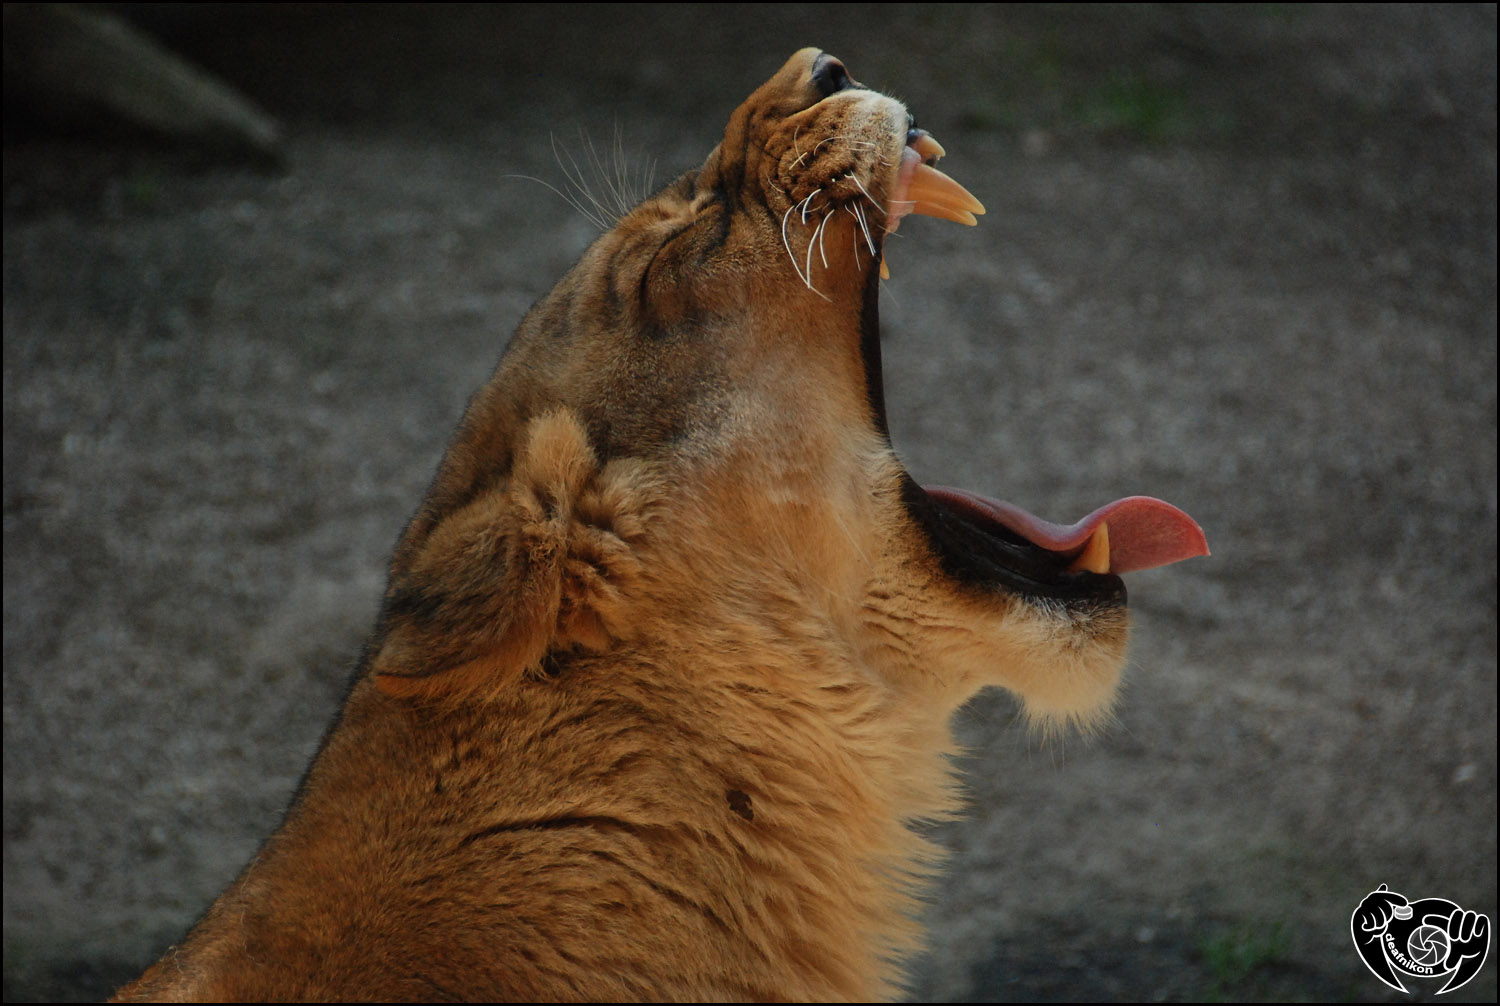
908;131;947;163
907;163;986;225
908;201;979;226
1067;523;1111;575
879;254;890;280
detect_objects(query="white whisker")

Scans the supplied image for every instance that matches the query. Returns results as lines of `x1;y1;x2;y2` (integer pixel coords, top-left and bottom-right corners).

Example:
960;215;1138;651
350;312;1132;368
815;134;877;154
781;203;809;288
591;125;636;219
799;190;820;226
853;202;877;257
795;202;831;302
846;206;867;270
846;174;887;218
505;168;608;232
804;227;816;290
814;210;831;270
557;135;616;229
582;133;611;210
527;129;658;231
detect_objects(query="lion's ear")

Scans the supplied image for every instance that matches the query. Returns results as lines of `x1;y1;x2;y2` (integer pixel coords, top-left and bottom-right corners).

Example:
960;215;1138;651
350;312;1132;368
370;411;656;702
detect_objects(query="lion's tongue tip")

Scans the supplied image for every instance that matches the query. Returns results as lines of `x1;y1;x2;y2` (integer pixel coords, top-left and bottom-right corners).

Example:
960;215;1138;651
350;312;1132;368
1064;496;1209;574
1101;496;1209;573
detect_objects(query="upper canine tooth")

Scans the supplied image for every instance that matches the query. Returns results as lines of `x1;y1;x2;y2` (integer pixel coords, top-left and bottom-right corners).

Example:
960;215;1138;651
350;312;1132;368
908;163;986;225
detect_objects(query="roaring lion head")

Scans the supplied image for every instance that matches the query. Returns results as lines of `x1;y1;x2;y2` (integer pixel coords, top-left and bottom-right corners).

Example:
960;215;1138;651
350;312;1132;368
370;48;1206;728
115;49;1207;1004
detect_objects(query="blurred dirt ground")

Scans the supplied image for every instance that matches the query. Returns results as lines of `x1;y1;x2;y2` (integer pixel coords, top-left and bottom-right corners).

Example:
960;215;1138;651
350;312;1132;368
4;5;1495;1002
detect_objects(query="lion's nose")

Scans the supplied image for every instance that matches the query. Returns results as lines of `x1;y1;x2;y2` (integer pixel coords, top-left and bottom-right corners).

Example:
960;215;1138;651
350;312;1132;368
811;53;857;97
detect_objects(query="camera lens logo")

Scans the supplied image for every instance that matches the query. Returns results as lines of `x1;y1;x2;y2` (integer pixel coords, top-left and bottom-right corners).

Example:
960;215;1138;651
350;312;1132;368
1408;925;1450;968
1352;884;1491;994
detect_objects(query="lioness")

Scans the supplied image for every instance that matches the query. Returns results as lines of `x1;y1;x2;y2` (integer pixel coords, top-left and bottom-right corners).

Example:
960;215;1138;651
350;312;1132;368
114;49;1206;1002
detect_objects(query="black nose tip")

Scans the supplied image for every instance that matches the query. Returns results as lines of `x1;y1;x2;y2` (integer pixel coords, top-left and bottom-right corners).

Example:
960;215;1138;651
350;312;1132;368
811;53;854;97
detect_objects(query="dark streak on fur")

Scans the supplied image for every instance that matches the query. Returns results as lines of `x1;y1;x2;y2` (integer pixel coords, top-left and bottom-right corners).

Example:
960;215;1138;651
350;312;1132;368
638;225;691;328
538;652;567;678
699;192;731;262
457;814;641;849
726;789;754;821
716;114;753;218
409;974;464;1003
587;847;736;937
385;584;444;626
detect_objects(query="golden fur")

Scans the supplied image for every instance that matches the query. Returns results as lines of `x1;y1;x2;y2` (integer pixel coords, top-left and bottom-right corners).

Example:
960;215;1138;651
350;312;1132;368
115;50;1130;1002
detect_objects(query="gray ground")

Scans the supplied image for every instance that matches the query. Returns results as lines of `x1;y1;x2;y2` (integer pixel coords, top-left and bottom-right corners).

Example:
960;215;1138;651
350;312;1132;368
4;6;1495;1002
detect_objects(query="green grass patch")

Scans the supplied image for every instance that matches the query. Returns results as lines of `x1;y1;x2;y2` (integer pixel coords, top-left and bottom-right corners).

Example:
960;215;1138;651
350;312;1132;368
1199;920;1292;1000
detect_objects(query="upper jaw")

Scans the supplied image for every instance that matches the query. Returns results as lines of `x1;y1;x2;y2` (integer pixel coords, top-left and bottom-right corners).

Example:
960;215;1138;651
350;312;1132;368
753;89;986;294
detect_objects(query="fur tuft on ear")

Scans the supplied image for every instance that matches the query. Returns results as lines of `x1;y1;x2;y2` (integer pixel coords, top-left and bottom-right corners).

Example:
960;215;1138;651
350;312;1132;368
372;411;658;702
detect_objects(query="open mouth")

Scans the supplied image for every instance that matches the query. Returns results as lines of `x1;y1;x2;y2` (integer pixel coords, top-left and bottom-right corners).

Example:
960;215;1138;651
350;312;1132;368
880;126;986;279
880;127;1208;603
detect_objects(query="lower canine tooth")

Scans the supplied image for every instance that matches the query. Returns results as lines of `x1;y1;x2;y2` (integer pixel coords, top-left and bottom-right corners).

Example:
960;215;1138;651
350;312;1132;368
1068;523;1111;574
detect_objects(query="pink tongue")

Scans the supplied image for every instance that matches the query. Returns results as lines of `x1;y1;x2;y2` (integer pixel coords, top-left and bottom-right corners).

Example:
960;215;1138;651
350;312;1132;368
926;488;1209;574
